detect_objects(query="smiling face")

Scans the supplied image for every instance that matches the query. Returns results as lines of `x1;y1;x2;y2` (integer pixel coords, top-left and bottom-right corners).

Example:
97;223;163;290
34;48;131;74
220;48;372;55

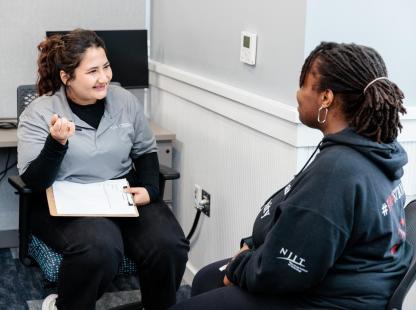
61;47;112;105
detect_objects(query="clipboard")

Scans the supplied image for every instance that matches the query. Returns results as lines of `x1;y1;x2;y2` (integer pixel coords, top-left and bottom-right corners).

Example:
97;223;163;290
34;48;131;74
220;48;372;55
46;178;139;217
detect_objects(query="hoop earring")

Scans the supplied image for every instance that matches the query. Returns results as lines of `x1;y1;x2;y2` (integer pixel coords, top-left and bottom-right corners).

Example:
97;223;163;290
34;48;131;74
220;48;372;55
317;106;328;124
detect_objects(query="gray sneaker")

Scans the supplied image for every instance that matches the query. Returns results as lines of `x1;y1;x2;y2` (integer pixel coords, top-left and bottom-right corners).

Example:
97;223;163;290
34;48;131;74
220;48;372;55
41;294;58;310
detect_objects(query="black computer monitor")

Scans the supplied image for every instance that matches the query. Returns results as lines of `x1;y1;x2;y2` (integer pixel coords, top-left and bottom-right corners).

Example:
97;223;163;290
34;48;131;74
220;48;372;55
46;30;148;89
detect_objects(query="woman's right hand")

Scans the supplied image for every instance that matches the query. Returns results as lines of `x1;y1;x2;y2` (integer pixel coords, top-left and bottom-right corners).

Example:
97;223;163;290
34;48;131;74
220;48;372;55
49;114;75;145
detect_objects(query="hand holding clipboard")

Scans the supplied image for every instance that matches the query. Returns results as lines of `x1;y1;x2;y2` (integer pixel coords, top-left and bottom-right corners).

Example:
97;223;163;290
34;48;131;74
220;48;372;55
47;179;139;217
123;186;151;206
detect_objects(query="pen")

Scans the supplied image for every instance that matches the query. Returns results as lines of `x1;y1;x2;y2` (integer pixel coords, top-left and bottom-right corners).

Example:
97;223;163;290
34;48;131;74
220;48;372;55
123;186;134;206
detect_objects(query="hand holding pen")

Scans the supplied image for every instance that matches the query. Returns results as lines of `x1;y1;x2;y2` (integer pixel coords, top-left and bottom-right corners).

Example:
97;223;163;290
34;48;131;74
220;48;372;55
49;114;75;145
124;187;151;206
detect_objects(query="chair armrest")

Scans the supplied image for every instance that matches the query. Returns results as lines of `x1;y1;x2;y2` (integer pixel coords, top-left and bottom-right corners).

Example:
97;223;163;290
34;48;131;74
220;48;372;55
158;165;180;200
9;170;179;193
159;164;180;181
8;175;33;195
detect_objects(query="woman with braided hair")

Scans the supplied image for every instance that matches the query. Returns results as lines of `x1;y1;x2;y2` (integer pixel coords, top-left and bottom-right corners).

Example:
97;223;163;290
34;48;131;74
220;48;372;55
171;42;412;310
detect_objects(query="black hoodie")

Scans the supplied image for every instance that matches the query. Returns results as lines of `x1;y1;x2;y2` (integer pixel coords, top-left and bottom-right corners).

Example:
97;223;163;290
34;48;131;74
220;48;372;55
226;128;413;309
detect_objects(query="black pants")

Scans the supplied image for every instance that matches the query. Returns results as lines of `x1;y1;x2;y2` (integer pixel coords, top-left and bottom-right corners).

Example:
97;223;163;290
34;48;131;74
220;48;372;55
30;196;189;310
169;259;320;310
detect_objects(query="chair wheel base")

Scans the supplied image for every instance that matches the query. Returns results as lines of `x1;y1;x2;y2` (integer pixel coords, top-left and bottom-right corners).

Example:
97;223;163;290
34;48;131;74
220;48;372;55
21;257;33;266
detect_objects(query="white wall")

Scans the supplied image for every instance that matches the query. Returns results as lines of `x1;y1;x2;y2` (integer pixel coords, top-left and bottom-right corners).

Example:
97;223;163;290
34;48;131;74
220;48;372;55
149;66;299;275
305;0;416;107
0;0;146;118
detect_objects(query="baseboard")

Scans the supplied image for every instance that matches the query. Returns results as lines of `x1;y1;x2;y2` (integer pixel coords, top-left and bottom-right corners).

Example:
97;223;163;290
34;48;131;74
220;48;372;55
182;261;197;285
0;229;18;248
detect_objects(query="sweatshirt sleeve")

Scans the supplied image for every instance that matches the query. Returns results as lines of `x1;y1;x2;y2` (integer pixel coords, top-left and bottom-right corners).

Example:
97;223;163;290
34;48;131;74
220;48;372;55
226;204;350;294
20;134;68;190
17;103;68;190
133;152;160;202
240;236;254;248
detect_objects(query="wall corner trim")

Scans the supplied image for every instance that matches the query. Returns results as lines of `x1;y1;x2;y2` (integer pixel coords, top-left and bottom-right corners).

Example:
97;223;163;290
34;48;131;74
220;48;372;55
149;61;299;122
149;60;313;147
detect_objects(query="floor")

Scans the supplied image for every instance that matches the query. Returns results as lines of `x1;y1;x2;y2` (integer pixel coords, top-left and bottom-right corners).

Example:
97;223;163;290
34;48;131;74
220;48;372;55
0;248;191;309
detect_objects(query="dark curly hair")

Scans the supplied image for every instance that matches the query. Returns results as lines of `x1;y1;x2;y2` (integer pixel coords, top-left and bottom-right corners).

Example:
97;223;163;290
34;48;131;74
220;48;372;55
300;42;406;143
36;29;107;96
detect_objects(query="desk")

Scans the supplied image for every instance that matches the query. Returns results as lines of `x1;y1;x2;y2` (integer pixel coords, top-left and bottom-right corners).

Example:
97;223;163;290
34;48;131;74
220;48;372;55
0;118;17;147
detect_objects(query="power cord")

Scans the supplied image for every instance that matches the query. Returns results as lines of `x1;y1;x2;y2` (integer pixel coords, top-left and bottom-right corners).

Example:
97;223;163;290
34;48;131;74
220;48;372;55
186;209;202;241
186;192;210;241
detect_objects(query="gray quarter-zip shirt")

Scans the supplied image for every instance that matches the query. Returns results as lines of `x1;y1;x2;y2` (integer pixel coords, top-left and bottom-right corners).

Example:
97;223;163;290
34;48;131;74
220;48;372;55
17;85;157;184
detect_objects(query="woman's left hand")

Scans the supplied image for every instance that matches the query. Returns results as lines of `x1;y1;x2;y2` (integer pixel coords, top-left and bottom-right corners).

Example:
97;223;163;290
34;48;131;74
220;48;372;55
223;243;251;286
223;275;232;286
124;187;151;206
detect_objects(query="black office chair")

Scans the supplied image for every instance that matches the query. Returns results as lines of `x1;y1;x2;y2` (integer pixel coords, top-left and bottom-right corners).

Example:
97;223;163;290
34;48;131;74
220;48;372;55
10;84;180;284
387;199;416;310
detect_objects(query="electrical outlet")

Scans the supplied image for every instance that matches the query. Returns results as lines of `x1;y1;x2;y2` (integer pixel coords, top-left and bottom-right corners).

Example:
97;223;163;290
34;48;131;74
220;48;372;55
200;189;210;217
194;184;202;208
193;184;210;217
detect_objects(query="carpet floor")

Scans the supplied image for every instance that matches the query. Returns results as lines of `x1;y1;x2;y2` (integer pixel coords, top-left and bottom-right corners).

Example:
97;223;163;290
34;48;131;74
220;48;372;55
0;248;191;309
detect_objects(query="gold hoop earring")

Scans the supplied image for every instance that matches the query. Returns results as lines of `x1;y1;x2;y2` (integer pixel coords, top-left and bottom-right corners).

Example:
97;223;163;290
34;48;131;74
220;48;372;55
317;106;328;124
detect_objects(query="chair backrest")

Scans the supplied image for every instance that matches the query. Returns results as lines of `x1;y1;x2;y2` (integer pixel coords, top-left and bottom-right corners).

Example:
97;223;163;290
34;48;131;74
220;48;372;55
387;199;416;310
17;84;38;119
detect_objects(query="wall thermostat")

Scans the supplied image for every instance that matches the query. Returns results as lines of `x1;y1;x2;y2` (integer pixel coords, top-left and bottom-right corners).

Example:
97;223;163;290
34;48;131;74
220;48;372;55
240;31;257;65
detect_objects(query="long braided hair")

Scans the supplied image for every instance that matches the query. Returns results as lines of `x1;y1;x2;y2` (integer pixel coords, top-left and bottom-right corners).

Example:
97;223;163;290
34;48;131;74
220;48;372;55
36;29;107;96
300;42;406;143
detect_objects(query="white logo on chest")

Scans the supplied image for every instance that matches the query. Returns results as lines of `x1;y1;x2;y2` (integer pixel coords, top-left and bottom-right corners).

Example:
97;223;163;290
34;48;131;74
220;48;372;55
260;200;272;219
284;184;291;195
110;122;132;129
